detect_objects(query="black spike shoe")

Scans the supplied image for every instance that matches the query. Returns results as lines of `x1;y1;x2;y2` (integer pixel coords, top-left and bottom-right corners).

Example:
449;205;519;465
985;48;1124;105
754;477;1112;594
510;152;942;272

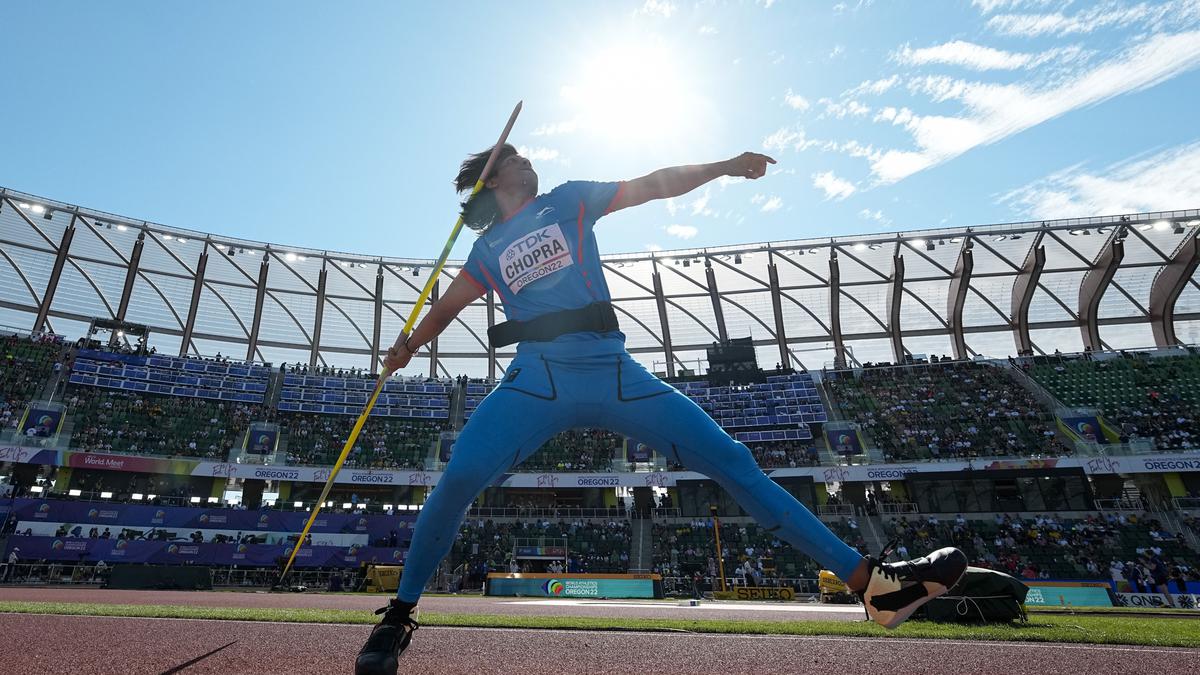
355;599;420;675
859;539;968;629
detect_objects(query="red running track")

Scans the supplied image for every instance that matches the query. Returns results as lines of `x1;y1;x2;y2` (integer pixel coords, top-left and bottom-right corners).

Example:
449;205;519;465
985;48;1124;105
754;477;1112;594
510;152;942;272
1;613;1198;675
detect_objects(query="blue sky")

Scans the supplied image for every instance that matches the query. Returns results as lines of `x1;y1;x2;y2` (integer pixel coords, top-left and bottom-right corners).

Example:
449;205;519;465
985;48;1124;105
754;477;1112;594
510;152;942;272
3;0;1199;263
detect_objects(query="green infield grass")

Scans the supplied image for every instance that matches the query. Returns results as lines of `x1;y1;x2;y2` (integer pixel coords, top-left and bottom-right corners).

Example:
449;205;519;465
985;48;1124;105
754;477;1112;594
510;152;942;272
0;601;1197;648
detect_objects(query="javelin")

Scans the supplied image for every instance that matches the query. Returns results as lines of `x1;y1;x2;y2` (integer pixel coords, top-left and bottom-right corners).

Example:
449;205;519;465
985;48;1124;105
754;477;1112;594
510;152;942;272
276;101;523;585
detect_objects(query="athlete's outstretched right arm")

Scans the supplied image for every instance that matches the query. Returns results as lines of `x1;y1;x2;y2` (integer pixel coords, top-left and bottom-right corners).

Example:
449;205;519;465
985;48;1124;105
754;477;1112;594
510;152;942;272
382;272;484;372
607;151;775;214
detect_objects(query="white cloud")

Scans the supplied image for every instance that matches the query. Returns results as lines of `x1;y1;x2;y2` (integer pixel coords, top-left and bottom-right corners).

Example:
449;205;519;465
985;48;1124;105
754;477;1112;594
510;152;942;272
858;208;891;225
516;146;561;162
894;40;1082;71
699;25;719;35
758;0;777;7
665;224;699;239
634;0;676;18
1000;141;1200;218
987;2;1173;37
870;30;1200;183
531;120;579;137
783;88;810;111
645;243;664;252
820;98;871;119
665;197;680;217
763;126;818;152
813;171;857;200
760;196;784;212
845;75;901;97
750;193;766;205
690;188;715;217
829;44;845;59
971;0;1056;14
718;175;747;189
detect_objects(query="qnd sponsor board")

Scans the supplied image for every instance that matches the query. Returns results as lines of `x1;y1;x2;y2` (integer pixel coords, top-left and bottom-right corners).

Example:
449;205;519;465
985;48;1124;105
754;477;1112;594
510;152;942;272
1115;593;1200;609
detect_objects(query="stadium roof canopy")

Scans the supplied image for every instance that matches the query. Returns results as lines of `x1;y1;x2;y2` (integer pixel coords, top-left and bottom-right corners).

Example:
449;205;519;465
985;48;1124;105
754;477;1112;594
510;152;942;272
2;186;1198;377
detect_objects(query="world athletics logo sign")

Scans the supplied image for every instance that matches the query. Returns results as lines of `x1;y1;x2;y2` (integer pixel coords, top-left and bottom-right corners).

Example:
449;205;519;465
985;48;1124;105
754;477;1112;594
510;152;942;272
543;579;565;596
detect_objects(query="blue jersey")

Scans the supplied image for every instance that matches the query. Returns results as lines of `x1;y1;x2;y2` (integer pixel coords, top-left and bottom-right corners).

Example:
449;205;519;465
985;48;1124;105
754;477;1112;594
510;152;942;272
462;180;626;342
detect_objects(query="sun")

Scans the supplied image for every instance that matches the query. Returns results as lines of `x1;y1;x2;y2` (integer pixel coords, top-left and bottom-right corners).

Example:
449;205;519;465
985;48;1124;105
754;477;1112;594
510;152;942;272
561;40;701;144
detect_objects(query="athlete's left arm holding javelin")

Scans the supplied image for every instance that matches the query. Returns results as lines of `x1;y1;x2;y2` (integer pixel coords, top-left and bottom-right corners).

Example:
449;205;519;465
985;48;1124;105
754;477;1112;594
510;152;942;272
382;151;777;371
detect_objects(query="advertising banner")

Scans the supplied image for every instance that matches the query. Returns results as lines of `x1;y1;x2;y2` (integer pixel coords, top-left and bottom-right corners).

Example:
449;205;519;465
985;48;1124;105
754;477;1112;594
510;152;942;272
627;441;653;463
17;405;65;441
824;428;865;456
244;426;279;455
2;535;406;568
2;445;1196;488
10;499;415;542
485;573;660;599
1024;582;1114;607
1114;593;1200;609
1059;416;1107;444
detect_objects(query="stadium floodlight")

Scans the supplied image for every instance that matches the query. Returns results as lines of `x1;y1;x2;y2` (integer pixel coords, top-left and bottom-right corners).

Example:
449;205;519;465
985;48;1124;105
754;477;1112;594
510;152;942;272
147;494;157;500
100;491;113;499
29;486;43;494
285;253;297;261
383;504;393;511
177;238;188;244
31;204;45;214
207;497;218;503
325;501;333;507
342;502;353;510
294;501;303;508
68;489;82;496
190;496;201;504
1153;220;1171;231
131;493;143;500
18;202;31;209
163;234;174;240
116;224;127;231
853;243;867;251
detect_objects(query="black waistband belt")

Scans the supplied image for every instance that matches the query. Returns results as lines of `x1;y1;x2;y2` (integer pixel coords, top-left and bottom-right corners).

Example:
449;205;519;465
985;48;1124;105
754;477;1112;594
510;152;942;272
487;302;620;347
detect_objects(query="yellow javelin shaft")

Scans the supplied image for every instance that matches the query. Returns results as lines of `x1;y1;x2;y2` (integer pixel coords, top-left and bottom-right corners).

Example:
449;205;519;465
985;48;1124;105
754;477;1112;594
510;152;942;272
277;101;522;584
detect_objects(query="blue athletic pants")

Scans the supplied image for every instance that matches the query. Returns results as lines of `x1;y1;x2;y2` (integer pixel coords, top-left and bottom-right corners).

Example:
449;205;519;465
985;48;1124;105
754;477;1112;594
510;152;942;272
396;340;863;602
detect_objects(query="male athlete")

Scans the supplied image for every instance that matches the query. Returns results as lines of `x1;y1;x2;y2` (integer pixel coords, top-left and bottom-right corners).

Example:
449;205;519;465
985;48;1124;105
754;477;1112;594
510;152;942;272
355;146;967;674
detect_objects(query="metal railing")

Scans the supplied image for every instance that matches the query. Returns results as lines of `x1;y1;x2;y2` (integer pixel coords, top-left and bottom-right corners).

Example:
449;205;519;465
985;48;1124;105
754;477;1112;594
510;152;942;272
465;506;630;520
880;502;920;515
1096;497;1152;512
816;504;854;517
659;575;821;597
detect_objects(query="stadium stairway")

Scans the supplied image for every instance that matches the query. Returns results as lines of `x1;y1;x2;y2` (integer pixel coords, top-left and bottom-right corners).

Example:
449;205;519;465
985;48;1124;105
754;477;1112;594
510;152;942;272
630;518;654;572
38;342;74;400
810;371;844;422
450;379;467;432
1002;359;1067;412
264;369;286;408
860;514;888;558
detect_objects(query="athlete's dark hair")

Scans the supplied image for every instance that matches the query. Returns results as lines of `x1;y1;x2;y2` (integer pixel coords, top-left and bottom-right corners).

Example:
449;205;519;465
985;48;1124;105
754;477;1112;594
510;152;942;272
455;143;518;234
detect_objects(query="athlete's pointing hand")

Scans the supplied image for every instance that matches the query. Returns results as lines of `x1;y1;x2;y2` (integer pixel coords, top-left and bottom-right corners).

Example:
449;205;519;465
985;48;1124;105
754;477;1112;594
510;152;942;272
726;152;776;180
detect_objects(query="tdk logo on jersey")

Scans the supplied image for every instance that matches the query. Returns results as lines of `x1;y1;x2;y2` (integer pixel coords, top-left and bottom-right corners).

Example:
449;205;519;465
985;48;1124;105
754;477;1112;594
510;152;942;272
500;223;574;294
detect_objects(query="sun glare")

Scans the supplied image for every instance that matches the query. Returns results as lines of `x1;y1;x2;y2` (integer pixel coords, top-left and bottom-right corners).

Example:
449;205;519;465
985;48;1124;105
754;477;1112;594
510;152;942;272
562;41;700;144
